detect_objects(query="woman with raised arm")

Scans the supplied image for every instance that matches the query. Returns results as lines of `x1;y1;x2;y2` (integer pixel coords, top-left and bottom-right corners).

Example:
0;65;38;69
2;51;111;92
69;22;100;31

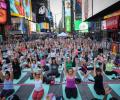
93;61;111;97
12;58;21;79
64;58;78;99
65;56;73;71
32;69;44;100
0;68;14;100
105;58;119;79
47;58;60;78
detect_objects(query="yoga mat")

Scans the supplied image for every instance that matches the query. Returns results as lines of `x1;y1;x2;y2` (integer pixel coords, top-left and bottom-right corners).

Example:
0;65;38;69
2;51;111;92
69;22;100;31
109;84;120;96
22;68;31;72
88;84;112;100
55;76;61;83
104;73;115;80
7;73;27;100
13;72;27;84
77;71;94;81
62;84;82;100
26;79;50;100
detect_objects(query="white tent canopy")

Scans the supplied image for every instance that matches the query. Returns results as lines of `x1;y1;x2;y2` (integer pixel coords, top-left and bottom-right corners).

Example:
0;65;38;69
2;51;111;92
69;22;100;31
57;32;68;37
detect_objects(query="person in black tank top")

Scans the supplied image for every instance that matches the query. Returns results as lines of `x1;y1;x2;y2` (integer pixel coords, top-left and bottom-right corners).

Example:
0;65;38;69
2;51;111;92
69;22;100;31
94;68;105;95
93;61;111;97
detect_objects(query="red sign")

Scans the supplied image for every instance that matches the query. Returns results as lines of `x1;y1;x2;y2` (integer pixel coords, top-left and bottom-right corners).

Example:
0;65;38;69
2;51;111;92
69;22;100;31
106;16;119;30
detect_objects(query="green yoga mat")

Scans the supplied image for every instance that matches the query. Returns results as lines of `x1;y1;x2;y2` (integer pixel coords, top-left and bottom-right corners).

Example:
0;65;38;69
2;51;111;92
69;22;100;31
88;84;112;100
62;84;82;100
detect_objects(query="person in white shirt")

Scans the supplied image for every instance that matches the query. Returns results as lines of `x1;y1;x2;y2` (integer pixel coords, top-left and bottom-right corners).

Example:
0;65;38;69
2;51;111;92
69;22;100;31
32;70;44;100
50;50;56;58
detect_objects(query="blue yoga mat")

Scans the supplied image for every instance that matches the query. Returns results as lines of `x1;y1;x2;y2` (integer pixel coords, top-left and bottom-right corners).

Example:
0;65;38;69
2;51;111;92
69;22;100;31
104;73;115;80
109;84;120;96
13;72;27;84
22;68;31;72
77;71;94;81
88;84;112;100
62;84;82;100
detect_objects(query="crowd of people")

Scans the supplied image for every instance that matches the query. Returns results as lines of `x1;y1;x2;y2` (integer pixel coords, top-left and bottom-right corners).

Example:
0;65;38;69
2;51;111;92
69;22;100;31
0;37;120;100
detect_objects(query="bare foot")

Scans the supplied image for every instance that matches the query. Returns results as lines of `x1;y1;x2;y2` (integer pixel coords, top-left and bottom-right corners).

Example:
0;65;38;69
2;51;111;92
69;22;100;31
105;88;112;95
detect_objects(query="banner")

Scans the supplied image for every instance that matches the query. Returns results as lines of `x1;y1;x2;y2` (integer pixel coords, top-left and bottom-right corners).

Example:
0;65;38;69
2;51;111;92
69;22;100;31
101;20;107;30
29;21;36;32
36;23;40;32
36;1;48;23
0;0;7;24
40;22;49;29
10;0;32;20
106;16;119;30
23;0;32;20
65;0;71;32
104;10;120;19
75;0;82;19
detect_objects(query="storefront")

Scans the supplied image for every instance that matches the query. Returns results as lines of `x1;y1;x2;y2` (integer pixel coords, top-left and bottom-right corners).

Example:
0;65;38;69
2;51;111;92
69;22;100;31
104;10;120;53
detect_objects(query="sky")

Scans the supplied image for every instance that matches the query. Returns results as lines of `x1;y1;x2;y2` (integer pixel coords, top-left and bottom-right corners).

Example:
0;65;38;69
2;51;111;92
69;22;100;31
50;0;62;26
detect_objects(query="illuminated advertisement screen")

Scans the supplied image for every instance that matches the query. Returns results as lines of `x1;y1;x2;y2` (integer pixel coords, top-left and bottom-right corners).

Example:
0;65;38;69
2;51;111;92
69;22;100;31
10;0;32;20
11;18;24;31
65;0;71;32
23;0;32;20
74;20;82;30
29;21;36;32
36;23;40;32
0;0;7;24
40;22;49;30
74;20;88;32
75;0;82;19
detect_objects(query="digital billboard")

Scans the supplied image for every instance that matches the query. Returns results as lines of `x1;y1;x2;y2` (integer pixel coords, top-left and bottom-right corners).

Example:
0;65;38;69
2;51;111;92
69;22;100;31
74;20;82;30
36;1;47;23
29;21;36;32
65;0;71;32
40;22;49;30
36;23;40;32
11;18;24;32
75;0;82;19
9;0;32;20
74;20;88;32
23;0;32;20
0;0;7;24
